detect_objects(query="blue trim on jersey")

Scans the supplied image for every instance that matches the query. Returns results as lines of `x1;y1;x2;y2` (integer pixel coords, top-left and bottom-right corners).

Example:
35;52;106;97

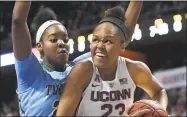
70;52;91;66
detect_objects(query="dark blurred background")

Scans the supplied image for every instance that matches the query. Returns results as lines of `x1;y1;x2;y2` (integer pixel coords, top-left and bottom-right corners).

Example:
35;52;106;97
0;1;186;116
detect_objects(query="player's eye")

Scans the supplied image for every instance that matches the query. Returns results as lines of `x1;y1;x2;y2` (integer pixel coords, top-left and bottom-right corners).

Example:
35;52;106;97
105;40;112;44
92;38;99;43
50;38;58;43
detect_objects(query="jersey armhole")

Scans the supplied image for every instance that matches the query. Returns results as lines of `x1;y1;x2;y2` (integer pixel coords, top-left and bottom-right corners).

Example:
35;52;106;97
123;57;136;89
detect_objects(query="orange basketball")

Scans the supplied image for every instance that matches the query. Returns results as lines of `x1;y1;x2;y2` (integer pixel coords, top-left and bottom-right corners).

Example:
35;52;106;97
129;100;169;117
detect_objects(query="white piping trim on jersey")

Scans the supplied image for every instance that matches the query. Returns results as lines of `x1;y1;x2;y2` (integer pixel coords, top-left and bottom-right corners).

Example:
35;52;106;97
122;57;136;89
81;59;98;96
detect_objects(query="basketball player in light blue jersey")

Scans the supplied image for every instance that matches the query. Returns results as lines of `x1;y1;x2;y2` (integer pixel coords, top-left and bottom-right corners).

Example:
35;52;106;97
12;1;90;116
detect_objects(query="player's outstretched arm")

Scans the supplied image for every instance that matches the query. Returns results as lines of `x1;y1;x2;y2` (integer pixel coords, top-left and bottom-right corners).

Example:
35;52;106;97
124;1;143;42
12;1;32;60
56;61;93;116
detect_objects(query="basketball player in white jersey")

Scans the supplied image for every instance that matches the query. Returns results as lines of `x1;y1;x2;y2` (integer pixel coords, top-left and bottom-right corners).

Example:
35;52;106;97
56;1;168;116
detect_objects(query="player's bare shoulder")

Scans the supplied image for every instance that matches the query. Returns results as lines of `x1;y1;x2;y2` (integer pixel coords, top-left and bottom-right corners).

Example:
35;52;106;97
122;57;150;84
74;60;93;73
71;60;94;88
124;57;147;71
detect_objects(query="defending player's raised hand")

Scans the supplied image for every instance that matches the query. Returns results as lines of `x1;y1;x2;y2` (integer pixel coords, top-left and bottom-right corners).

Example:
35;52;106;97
123;1;143;46
12;1;32;60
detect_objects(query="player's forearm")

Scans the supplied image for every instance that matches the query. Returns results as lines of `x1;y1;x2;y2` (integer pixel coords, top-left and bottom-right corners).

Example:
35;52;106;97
124;1;143;39
12;1;32;60
56;96;80;116
12;1;31;22
152;89;168;110
56;102;74;116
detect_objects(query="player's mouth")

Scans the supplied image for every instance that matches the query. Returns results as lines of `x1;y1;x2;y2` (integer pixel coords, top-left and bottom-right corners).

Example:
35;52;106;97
94;52;107;58
96;53;105;57
57;49;68;55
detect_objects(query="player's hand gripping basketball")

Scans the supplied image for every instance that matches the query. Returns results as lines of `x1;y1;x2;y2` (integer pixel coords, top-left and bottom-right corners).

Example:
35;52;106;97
122;105;150;117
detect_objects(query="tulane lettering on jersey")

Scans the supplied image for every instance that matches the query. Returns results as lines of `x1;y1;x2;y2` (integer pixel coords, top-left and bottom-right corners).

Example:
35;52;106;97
76;57;136;116
46;84;65;95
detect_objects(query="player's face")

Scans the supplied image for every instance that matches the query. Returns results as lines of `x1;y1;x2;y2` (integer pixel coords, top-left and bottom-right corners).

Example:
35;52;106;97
38;24;70;66
90;22;123;68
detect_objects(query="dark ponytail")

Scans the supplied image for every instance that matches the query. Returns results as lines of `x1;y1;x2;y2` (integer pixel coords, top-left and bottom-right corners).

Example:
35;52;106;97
31;5;58;38
104;5;125;22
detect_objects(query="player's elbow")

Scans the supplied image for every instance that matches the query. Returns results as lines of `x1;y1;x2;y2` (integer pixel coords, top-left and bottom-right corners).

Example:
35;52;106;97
12;16;26;26
157;88;166;95
152;88;166;99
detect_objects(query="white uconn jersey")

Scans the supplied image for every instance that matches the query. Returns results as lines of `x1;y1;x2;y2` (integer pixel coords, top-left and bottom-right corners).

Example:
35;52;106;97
76;57;136;116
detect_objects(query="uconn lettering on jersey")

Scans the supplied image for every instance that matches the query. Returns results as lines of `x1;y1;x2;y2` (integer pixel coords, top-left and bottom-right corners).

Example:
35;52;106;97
46;84;64;95
90;88;131;102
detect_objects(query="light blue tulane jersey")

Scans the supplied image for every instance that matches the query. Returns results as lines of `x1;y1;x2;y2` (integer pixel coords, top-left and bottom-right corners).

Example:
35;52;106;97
15;52;91;116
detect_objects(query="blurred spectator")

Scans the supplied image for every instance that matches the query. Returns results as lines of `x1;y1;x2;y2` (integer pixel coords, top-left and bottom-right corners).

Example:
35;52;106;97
1;95;19;116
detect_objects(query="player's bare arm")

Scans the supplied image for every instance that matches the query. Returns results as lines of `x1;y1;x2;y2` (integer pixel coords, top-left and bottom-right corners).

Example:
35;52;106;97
56;61;93;116
12;1;32;60
126;59;168;110
124;1;143;42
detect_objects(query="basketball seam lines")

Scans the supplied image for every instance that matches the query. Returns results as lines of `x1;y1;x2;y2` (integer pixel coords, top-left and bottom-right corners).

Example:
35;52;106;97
152;110;156;116
149;101;161;117
131;102;158;116
129;104;150;114
135;101;168;117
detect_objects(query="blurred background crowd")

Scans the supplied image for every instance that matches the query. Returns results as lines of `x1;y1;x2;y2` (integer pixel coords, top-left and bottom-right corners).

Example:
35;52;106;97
0;1;186;116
